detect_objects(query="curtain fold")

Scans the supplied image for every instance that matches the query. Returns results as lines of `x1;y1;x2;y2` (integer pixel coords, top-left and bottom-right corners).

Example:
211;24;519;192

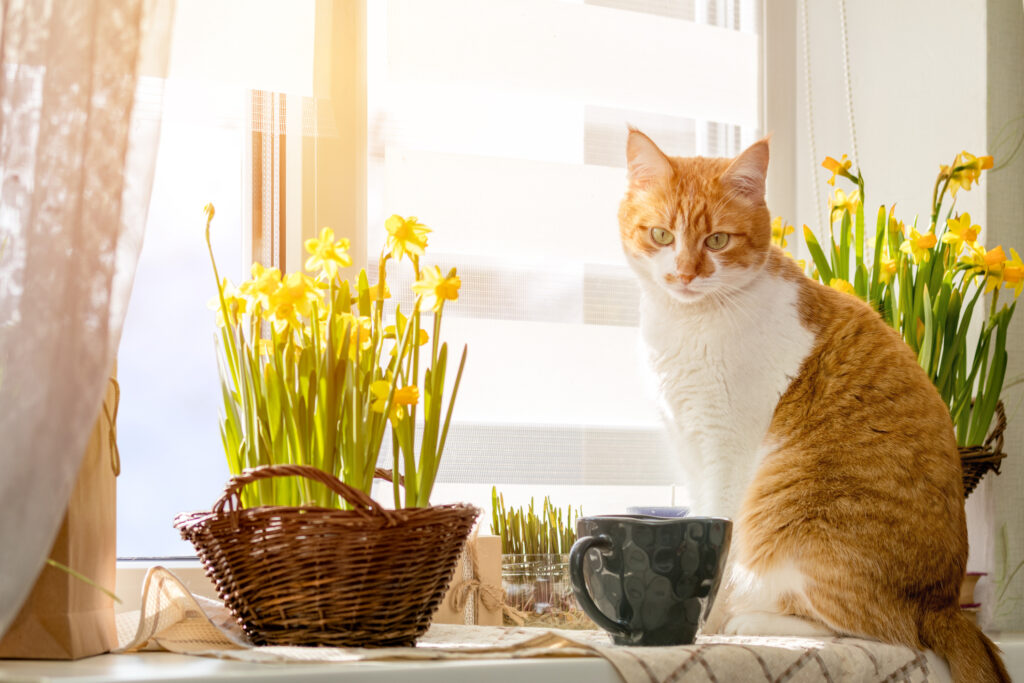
0;0;173;637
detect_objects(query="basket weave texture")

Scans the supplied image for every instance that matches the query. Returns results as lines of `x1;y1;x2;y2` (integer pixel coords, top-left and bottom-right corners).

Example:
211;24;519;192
959;401;1007;498
174;464;479;647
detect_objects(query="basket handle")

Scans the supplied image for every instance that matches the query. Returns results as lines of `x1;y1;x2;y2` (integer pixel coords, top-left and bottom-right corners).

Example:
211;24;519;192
213;464;390;520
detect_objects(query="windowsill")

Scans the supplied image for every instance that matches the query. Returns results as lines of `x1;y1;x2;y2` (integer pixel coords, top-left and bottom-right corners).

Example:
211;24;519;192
92;563;1024;682
0;652;623;683
3;635;1024;683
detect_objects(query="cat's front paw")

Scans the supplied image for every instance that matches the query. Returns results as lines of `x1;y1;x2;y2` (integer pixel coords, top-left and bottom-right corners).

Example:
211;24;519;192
723;612;835;637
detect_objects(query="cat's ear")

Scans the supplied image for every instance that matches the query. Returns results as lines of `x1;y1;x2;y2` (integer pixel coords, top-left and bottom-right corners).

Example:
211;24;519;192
720;137;770;202
626;129;673;189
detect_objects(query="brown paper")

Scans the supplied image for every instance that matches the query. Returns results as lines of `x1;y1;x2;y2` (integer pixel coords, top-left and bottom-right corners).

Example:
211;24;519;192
434;534;502;626
0;371;119;660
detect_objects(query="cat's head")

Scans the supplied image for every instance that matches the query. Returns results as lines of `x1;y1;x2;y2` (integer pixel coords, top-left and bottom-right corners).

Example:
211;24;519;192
618;130;772;304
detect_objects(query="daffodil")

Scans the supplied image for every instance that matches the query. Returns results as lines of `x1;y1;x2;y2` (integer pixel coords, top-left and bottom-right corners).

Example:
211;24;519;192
385;215;430;263
304;227;352;280
368;281;391;302
386;325;429;356
267;272;319;333
239;262;282;312
943;151;994;197
771;217;795;247
411;265;461;312
822;154;853;186
1002;248;1023;298
879;257;897;285
900;228;937;264
338;313;373;358
370;380;420;421
983;245;1008;293
829;278;856;295
829;188;860;224
208;277;248;327
941;213;980;254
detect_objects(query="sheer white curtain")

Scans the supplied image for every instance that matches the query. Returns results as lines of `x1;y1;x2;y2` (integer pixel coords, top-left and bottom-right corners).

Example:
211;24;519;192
0;0;173;636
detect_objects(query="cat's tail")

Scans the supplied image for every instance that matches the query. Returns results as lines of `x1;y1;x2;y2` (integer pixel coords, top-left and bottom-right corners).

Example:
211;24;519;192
919;608;1010;683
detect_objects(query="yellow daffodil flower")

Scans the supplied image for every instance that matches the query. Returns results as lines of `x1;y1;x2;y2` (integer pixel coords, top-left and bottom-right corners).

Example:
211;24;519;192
368;282;391;302
385;215;431;263
267;272;319;333
239;262;282;311
337;313;373;358
829;278;856;295
822;154;853;186
899;228;937;264
208;277;247;327
943;151;994;197
304;227;353;280
411;265;461;312
829;188;860;224
983;245;1007;293
771;217;795;247
941;213;980;254
370;380;420;421
879;257;897;285
1002;248;1023;298
385;326;429;356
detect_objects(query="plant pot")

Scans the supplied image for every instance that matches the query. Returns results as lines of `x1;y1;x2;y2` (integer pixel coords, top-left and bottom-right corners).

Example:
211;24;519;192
960;572;986;606
960;401;1007;498
174;464;479;647
501;553;594;629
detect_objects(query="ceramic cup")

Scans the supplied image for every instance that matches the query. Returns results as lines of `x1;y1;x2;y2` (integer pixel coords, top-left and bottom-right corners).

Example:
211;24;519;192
569;515;731;646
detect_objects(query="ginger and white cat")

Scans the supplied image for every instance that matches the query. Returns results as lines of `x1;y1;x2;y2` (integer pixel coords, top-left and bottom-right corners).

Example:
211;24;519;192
619;130;1009;683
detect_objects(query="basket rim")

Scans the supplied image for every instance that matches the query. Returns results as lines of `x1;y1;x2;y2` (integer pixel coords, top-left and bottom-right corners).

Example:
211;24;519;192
174;500;481;533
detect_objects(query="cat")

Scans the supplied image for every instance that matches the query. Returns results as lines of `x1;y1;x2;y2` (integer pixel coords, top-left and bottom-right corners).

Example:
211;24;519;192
618;129;1009;683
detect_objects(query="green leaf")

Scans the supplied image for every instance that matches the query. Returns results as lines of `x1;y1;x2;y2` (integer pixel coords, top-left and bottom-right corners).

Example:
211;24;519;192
839;210;851;281
803;226;834;284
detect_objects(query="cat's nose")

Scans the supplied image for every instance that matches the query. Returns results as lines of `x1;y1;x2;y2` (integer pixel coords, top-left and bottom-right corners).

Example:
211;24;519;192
678;273;696;284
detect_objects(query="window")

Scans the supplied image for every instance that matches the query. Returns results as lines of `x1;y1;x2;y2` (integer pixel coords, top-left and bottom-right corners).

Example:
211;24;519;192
363;0;762;515
117;0;762;557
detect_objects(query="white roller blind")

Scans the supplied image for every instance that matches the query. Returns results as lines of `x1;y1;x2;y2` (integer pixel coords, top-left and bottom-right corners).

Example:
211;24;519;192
367;0;762;514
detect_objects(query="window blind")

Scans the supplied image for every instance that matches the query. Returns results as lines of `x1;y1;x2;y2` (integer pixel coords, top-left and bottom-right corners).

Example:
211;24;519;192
365;0;762;515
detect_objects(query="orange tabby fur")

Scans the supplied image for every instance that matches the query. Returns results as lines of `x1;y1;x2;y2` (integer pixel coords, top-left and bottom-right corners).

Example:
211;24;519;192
618;131;1009;683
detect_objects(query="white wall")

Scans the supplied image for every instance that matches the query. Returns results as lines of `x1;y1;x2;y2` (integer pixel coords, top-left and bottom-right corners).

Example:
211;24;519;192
985;0;1024;634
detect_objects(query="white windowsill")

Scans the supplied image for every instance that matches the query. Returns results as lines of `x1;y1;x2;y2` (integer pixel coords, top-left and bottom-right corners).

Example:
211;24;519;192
0;652;623;683
2;562;1017;682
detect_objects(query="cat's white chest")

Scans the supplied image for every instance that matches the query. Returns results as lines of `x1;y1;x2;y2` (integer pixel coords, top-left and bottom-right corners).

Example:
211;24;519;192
638;276;815;517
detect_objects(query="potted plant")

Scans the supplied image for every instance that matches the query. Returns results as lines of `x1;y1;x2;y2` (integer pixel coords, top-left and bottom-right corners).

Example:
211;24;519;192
174;207;477;647
781;152;1021;497
490;488;593;629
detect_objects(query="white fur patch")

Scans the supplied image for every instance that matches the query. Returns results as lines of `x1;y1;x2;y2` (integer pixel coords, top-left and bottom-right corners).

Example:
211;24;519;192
723;612;835;637
729;559;808;613
629;255;815;519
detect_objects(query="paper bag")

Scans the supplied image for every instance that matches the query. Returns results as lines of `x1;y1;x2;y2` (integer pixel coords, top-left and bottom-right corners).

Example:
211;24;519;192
434;534;502;626
0;373;119;659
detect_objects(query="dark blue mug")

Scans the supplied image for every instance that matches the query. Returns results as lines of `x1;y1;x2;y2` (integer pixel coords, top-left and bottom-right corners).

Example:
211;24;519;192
569;515;731;646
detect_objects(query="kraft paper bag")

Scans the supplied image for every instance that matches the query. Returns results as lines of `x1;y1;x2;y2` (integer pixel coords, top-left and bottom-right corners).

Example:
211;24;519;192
434;534;502;626
0;373;119;660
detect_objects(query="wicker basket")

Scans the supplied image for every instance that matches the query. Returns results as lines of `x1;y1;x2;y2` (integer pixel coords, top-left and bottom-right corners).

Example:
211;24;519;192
959;401;1007;498
174;464;479;647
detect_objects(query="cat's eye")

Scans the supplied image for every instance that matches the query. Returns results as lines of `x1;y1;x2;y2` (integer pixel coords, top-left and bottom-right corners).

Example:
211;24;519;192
705;233;730;250
651;227;674;245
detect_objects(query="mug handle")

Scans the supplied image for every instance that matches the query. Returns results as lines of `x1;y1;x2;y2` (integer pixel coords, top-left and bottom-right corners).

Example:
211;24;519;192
569;534;630;638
